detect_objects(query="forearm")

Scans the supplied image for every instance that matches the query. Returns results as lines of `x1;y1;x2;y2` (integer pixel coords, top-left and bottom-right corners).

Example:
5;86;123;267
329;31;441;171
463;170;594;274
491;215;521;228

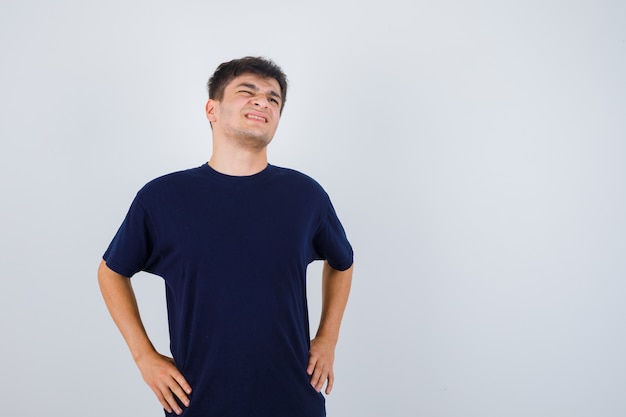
98;260;192;414
315;261;353;343
97;260;156;362
307;261;353;393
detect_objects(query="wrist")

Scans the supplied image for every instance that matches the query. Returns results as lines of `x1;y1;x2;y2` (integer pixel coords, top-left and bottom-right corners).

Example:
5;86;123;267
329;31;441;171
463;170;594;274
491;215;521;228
130;342;158;364
313;331;338;345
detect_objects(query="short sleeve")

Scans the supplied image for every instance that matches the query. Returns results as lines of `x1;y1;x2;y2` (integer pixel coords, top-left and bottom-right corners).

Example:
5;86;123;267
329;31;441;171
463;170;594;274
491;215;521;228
103;195;156;278
312;196;353;271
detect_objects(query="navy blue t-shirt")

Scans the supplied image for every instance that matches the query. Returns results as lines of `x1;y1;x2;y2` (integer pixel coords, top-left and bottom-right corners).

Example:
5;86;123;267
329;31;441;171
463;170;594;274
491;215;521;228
103;163;353;417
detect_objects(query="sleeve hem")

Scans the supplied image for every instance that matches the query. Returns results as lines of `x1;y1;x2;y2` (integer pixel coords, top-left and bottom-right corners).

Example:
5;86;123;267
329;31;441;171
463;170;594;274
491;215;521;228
102;256;136;278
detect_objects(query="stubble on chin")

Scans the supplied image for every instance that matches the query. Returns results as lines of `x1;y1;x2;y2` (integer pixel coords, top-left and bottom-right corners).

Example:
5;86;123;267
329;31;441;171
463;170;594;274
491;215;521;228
225;126;272;150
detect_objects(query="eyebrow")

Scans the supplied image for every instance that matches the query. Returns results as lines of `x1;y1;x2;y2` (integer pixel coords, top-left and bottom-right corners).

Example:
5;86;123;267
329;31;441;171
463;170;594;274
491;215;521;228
236;82;282;102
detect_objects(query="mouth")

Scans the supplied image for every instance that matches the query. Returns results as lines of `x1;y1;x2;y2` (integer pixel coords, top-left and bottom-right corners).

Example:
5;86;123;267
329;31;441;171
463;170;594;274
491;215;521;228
245;113;268;123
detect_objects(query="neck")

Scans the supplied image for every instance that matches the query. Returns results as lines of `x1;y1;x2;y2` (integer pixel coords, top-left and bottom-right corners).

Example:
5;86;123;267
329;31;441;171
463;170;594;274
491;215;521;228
208;145;268;176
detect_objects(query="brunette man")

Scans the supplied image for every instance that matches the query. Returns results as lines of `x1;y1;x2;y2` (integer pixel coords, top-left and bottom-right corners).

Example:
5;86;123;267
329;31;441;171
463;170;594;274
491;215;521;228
98;56;353;417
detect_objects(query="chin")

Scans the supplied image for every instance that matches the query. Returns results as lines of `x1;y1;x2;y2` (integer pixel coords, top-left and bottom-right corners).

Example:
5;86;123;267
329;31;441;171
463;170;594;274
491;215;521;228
239;133;272;150
224;125;275;149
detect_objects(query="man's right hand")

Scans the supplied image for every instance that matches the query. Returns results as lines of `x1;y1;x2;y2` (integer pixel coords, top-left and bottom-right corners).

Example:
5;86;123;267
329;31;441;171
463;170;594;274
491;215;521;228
136;351;192;415
98;261;193;415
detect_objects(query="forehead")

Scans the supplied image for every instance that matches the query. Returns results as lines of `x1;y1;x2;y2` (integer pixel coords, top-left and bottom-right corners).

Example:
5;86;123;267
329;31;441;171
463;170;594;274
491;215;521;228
225;73;282;97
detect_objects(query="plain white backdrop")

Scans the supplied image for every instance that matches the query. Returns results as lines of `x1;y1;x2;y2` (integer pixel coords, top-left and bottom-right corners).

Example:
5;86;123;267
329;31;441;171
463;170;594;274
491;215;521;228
1;1;625;416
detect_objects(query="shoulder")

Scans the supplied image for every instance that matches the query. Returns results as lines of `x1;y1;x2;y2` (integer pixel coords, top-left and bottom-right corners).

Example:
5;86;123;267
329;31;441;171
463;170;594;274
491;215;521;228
266;165;336;216
268;165;328;195
135;165;207;200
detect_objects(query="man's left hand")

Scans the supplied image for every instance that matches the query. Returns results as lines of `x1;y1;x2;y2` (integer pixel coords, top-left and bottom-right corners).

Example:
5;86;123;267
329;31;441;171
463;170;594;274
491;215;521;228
307;336;336;394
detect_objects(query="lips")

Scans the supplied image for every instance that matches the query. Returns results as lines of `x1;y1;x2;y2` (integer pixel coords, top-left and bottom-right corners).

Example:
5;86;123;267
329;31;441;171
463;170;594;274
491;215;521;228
245;112;268;123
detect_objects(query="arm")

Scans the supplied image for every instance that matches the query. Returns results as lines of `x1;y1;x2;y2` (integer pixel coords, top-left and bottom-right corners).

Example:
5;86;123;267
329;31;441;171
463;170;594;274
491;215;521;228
307;260;353;394
97;260;192;415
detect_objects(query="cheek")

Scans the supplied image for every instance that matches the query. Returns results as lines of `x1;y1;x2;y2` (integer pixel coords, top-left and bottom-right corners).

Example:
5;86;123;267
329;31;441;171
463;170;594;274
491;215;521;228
217;106;236;120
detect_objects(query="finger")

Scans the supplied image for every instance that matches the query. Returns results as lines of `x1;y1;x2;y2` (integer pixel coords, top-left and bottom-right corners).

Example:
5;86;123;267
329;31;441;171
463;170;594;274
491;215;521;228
311;364;326;392
162;387;184;415
306;356;317;376
169;380;191;408
151;387;173;414
173;372;193;396
170;372;192;406
315;370;328;392
309;368;320;390
325;370;334;395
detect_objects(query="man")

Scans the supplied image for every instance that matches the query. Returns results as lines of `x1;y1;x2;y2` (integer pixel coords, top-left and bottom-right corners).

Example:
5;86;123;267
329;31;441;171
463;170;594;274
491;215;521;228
98;56;354;417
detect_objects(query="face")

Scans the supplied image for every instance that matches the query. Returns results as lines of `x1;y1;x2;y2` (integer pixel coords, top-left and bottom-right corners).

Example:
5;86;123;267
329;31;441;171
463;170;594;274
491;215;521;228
206;73;283;150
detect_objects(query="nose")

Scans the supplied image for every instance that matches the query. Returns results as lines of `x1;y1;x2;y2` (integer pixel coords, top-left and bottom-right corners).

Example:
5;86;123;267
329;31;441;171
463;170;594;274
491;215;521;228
252;94;269;108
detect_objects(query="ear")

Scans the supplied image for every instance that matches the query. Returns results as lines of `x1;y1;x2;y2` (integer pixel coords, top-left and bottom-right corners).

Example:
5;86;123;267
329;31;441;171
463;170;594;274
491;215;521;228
205;99;217;123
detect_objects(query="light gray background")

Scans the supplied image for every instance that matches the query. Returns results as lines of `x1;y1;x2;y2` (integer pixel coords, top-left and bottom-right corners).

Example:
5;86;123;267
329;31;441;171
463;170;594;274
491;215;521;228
1;1;625;416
